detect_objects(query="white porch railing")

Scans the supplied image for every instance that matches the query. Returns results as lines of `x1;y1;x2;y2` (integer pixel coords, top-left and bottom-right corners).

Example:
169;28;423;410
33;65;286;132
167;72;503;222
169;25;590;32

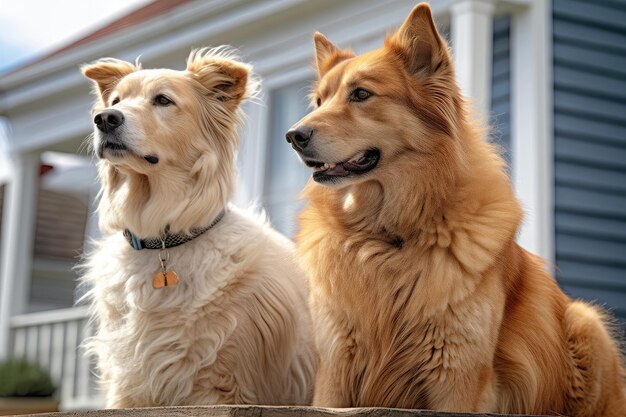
8;306;104;410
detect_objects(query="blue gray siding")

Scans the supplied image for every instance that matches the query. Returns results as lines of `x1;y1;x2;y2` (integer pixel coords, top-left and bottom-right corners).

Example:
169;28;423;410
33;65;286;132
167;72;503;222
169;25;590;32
553;0;626;321
490;16;511;164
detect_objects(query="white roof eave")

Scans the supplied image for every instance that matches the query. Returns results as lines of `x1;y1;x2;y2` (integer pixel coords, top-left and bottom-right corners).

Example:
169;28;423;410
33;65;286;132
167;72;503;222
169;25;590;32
0;0;312;112
0;0;233;89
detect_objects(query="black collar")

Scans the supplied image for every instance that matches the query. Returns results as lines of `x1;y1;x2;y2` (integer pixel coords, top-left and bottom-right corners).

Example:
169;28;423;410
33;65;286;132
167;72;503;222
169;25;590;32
123;210;226;250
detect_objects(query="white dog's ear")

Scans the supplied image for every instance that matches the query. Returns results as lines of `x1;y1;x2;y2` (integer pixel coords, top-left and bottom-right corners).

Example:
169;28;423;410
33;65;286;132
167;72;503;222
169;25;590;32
388;3;450;76
313;32;355;77
81;59;137;104
186;48;256;108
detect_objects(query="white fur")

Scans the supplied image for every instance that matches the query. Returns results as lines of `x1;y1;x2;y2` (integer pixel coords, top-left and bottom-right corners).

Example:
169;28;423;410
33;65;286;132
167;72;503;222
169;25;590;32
81;207;316;407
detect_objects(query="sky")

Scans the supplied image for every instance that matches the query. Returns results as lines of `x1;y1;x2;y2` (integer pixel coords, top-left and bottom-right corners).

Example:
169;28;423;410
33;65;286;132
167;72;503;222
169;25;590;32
0;0;152;73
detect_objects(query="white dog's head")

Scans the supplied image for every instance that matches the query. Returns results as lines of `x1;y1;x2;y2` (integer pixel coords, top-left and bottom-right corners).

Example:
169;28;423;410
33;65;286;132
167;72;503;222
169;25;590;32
82;48;257;237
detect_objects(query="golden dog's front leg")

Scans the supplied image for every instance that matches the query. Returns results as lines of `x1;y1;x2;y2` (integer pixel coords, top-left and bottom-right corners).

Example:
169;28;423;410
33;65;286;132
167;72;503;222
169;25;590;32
418;299;501;412
313;361;351;407
426;364;497;412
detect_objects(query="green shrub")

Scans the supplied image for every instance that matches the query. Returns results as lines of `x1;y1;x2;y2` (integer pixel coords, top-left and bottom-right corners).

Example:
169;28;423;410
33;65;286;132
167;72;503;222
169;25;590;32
0;359;56;397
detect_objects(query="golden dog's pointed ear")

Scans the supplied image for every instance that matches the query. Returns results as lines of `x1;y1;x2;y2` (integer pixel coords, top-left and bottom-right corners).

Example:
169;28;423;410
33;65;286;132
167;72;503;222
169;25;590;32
314;32;355;77
186;47;257;108
81;59;137;103
387;3;451;75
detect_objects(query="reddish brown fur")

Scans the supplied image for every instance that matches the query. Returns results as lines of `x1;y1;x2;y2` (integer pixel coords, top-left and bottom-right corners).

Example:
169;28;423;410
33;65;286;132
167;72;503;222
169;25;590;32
293;3;626;415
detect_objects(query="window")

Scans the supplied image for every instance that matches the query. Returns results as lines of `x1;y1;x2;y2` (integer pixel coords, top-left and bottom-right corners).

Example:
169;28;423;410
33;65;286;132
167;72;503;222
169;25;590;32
263;80;313;236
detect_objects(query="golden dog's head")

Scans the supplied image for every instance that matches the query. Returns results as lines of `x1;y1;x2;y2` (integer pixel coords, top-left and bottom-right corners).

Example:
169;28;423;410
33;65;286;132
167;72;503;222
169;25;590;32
287;3;462;189
82;48;257;236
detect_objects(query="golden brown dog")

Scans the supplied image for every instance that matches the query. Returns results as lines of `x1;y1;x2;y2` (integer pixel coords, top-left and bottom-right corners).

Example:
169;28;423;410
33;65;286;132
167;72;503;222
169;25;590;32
287;3;626;415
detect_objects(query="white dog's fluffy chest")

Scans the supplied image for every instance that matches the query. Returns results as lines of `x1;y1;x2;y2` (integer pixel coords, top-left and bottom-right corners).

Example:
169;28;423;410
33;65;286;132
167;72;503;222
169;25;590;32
81;210;314;407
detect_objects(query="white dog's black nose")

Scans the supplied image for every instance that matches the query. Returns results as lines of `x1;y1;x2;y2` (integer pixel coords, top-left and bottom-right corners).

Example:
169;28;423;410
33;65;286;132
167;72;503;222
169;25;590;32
94;109;125;133
286;126;313;150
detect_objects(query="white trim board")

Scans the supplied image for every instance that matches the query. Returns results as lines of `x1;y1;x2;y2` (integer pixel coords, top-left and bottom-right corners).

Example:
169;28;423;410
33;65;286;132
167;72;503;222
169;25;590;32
510;0;554;263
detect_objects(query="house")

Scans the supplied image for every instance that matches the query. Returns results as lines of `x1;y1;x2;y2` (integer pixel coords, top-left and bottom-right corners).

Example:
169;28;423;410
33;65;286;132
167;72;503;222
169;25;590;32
0;0;624;410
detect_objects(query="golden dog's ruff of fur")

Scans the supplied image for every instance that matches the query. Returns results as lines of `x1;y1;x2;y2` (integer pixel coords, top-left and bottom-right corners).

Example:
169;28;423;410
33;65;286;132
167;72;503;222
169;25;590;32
292;3;626;416
80;49;316;407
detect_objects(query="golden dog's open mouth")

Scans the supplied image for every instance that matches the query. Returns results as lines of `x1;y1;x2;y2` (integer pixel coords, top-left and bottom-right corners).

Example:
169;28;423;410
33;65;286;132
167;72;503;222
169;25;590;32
305;148;380;183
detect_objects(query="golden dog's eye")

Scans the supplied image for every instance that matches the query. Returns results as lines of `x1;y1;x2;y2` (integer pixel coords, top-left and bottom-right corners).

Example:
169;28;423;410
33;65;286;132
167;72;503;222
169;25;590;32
154;94;175;106
316;97;322;107
111;97;120;106
350;88;373;102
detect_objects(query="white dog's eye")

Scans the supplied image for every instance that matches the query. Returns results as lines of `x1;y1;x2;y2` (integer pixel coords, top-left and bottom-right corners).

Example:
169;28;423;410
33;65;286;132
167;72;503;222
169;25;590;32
154;94;175;106
111;97;120;106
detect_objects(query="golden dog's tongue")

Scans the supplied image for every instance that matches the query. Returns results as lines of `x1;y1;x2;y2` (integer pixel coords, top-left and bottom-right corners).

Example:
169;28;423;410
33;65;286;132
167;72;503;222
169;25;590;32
313;150;379;178
324;151;367;175
326;164;348;175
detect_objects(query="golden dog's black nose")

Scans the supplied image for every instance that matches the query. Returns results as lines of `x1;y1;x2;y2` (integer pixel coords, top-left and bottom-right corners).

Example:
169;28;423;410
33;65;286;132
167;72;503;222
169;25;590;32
94;109;125;133
286;126;313;150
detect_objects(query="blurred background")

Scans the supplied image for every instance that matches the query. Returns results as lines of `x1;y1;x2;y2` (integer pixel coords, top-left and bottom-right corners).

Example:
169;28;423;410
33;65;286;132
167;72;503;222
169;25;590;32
0;0;624;412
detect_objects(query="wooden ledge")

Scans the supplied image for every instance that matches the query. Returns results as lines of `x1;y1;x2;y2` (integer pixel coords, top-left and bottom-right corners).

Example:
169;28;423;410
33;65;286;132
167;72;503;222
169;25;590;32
24;405;549;417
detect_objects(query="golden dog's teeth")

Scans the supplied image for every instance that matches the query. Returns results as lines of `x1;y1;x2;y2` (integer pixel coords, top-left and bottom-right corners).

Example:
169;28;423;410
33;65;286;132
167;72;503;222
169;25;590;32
328;162;336;168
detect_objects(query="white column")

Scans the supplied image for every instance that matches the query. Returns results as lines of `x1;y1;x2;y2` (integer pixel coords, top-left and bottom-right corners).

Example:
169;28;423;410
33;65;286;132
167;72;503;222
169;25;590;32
451;0;496;122
74;181;101;305
510;0;553;262
82;177;102;253
236;100;270;206
0;151;40;359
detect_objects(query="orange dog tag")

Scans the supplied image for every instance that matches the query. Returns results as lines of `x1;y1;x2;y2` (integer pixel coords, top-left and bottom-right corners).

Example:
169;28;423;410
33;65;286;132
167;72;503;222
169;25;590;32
152;271;179;289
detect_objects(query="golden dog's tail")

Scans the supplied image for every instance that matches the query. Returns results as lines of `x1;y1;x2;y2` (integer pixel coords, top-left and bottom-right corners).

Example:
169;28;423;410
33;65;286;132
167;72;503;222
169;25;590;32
563;301;626;417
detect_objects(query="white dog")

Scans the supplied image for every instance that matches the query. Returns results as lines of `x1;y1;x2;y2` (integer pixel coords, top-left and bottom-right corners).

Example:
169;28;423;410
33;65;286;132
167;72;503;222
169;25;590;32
80;48;316;407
